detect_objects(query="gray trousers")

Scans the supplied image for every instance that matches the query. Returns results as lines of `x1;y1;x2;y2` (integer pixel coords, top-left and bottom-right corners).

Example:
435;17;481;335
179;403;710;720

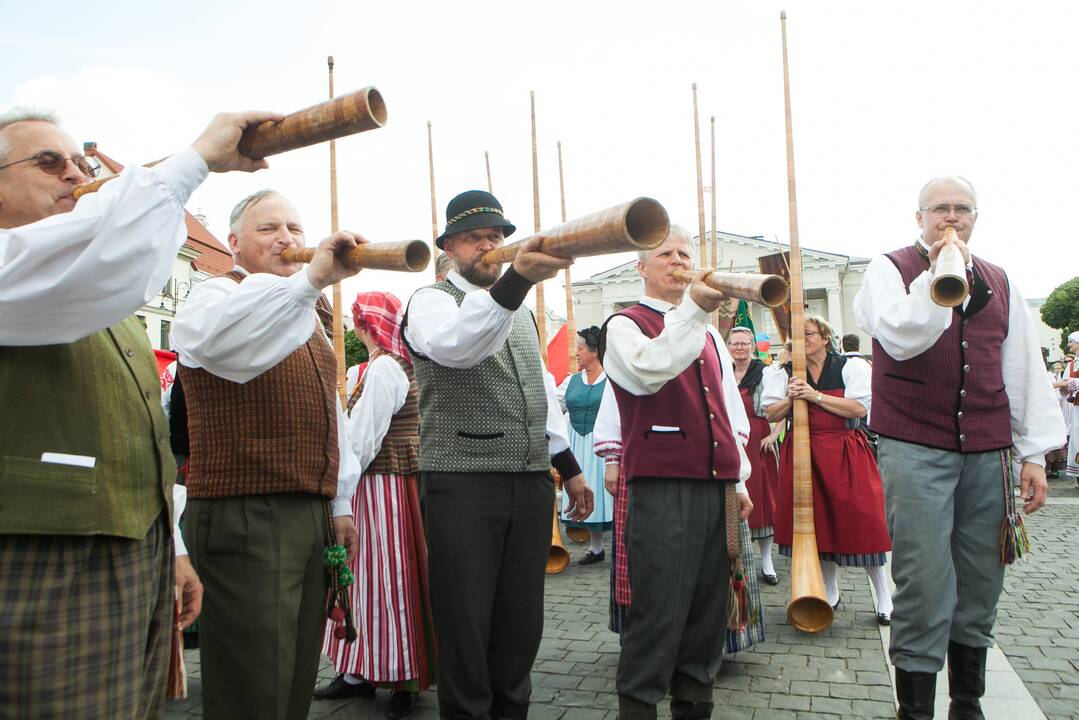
184;494;329;720
616;477;730;707
422;471;553;720
878;437;1006;673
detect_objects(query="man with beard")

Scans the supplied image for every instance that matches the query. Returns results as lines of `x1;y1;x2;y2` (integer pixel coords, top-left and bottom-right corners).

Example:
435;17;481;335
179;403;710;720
403;190;594;720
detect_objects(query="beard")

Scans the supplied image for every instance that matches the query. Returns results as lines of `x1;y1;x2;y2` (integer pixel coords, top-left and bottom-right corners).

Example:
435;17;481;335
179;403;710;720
456;256;503;288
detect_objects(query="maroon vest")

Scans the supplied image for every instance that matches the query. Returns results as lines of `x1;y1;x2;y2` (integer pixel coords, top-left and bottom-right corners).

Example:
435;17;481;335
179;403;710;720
869;245;1011;452
601;303;741;482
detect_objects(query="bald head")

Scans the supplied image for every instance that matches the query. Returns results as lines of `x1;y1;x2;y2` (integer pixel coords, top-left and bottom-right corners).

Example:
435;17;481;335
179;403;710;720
918;176;977;210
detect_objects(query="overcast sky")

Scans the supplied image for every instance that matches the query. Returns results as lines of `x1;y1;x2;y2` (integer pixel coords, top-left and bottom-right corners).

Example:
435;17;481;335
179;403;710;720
4;0;1076;314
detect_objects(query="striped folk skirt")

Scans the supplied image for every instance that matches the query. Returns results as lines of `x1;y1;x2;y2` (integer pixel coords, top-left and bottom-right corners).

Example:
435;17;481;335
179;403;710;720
321;473;436;689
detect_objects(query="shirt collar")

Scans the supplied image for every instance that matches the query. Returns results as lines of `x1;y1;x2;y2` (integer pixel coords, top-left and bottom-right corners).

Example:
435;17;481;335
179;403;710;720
232;265;250;276
639;295;677;313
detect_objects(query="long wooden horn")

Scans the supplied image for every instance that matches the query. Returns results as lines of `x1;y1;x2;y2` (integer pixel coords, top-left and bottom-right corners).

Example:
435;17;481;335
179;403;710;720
547;497;571;574
930;227;969;307
480;198;669;265
781;10;834;634
73;87;387;199
672;270;789;308
280;240;431;272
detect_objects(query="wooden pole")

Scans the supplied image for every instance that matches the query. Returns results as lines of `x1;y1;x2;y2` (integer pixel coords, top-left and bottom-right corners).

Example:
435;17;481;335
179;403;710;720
531;91;548;363
327;56;346;405
558;140;576;374
692;82;708;268
427;121;439;274
710;115;718;272
780;10;833;634
485;150;493;193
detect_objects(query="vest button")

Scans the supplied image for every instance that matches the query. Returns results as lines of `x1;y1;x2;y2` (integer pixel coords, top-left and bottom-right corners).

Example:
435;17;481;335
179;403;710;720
963;364;970;373
158;436;167;444
145;390;154;400
960;389;967;397
959;434;966;442
124;349;134;357
988;289;993;296
957;411;963;418
699;359;705;366
712;470;718;477
708;412;715;420
961;341;969;349
713;441;719;448
703;385;710;393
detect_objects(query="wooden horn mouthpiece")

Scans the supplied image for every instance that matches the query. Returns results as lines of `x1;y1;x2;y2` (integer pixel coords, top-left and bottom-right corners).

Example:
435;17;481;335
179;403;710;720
280;239;430;273
480;197;670;265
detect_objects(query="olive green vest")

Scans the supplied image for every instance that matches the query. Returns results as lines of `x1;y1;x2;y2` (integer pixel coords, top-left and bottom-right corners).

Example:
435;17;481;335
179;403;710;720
0;316;173;538
407;280;550;473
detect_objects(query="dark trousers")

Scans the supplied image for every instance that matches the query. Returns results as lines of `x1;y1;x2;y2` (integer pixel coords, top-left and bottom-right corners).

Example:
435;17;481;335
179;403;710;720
185;494;329;720
422;471;554;720
616;478;730;707
0;515;173;720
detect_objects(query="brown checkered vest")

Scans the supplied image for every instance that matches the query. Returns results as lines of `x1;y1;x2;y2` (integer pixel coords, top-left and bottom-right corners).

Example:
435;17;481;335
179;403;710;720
347;354;420;475
182;271;340;499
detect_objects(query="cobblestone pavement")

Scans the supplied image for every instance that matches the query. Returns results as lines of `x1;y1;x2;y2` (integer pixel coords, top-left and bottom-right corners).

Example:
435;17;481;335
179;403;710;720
166;480;1079;720
992;475;1079;720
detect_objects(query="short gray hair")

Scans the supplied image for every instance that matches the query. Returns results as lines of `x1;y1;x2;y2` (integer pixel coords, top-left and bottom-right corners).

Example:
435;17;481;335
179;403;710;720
229;189;281;234
917;176;977;209
0;106;61;165
637;224;698;265
728;326;755;342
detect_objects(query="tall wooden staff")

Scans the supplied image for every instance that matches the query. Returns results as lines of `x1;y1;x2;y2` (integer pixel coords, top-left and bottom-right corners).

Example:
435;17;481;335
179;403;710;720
692;83;708;267
780;11;833;633
530;91;548;363
484;150;493;193
557;140;576;373
709;115;718;273
327;56;346;405
427;121;439;272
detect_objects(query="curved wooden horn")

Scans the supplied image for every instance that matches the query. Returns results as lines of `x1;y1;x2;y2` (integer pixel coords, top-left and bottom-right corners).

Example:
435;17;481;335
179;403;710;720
480;197;669;265
547;499;571;574
280;239;430;272
672;270;789;308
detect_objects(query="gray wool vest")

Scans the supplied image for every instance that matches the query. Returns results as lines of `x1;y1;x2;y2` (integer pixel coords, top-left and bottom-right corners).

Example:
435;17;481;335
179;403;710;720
406;279;550;473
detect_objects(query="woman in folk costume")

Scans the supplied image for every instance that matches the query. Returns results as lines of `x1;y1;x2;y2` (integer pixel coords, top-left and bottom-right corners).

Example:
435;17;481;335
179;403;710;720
317;291;434;720
555;326;614;564
762;314;894;625
727;327;782;585
1059;334;1079;486
592;381;765;652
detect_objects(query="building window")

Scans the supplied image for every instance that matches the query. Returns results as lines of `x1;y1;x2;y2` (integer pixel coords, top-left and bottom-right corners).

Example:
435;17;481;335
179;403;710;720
160;320;171;351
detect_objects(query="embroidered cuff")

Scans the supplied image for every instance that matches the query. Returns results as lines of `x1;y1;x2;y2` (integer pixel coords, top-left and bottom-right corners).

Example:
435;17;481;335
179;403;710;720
489;265;533;311
551;448;582;480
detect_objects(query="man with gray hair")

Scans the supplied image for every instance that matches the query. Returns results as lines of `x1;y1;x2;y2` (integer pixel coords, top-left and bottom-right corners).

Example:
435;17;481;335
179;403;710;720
0;105;276;718
171;189;363;720
854;176;1064;719
600;225;753;720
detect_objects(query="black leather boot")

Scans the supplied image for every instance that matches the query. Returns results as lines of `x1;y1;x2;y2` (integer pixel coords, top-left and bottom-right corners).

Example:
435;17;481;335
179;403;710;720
947;641;987;720
894;668;936;719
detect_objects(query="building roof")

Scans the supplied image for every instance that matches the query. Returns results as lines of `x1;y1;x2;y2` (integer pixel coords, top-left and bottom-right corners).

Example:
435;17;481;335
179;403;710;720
83;144;234;275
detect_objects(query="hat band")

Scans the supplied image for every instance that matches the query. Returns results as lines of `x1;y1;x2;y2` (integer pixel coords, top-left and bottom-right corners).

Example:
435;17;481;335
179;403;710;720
446;206;504;228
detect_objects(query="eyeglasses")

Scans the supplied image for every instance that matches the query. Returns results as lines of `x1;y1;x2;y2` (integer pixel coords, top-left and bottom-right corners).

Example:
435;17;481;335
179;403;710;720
728;342;753;348
919;203;976;218
804;331;820;338
0;150;97;178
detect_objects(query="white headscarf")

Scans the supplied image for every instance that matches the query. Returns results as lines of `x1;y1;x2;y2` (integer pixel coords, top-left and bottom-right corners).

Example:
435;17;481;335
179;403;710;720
1069;330;1079;344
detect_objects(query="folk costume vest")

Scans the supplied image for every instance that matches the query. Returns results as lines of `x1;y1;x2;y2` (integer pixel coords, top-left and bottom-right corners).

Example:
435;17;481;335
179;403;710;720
600;303;741;483
182;271;340;499
405;279;549;473
565;372;606;436
0;315;173;538
870;245;1011;452
347;354;420;476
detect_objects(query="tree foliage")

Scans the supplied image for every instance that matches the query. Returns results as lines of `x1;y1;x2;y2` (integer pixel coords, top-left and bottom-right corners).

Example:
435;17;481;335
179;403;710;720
344;329;369;368
1040;277;1079;352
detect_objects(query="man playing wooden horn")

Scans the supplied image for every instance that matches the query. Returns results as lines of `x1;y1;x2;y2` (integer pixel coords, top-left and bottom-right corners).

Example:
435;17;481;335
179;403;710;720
171;189;363;720
854;176;1064;719
598;225;752;720
0;106;276;718
402;189;593;720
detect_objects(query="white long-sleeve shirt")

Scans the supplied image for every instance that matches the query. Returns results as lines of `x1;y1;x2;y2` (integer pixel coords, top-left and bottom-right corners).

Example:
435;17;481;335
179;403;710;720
601;295;751;490
171;266;360;516
760;355;872;413
853;242;1065;465
345;354;410;474
0;148;208;345
403;271;572;457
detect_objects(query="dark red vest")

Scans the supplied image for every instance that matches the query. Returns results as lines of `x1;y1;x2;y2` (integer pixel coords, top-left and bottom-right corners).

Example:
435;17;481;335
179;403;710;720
869;245;1011;452
600;303;741;482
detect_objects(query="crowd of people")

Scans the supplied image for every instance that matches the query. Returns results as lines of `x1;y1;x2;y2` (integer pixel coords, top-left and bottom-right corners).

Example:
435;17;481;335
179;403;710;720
0;105;1068;720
